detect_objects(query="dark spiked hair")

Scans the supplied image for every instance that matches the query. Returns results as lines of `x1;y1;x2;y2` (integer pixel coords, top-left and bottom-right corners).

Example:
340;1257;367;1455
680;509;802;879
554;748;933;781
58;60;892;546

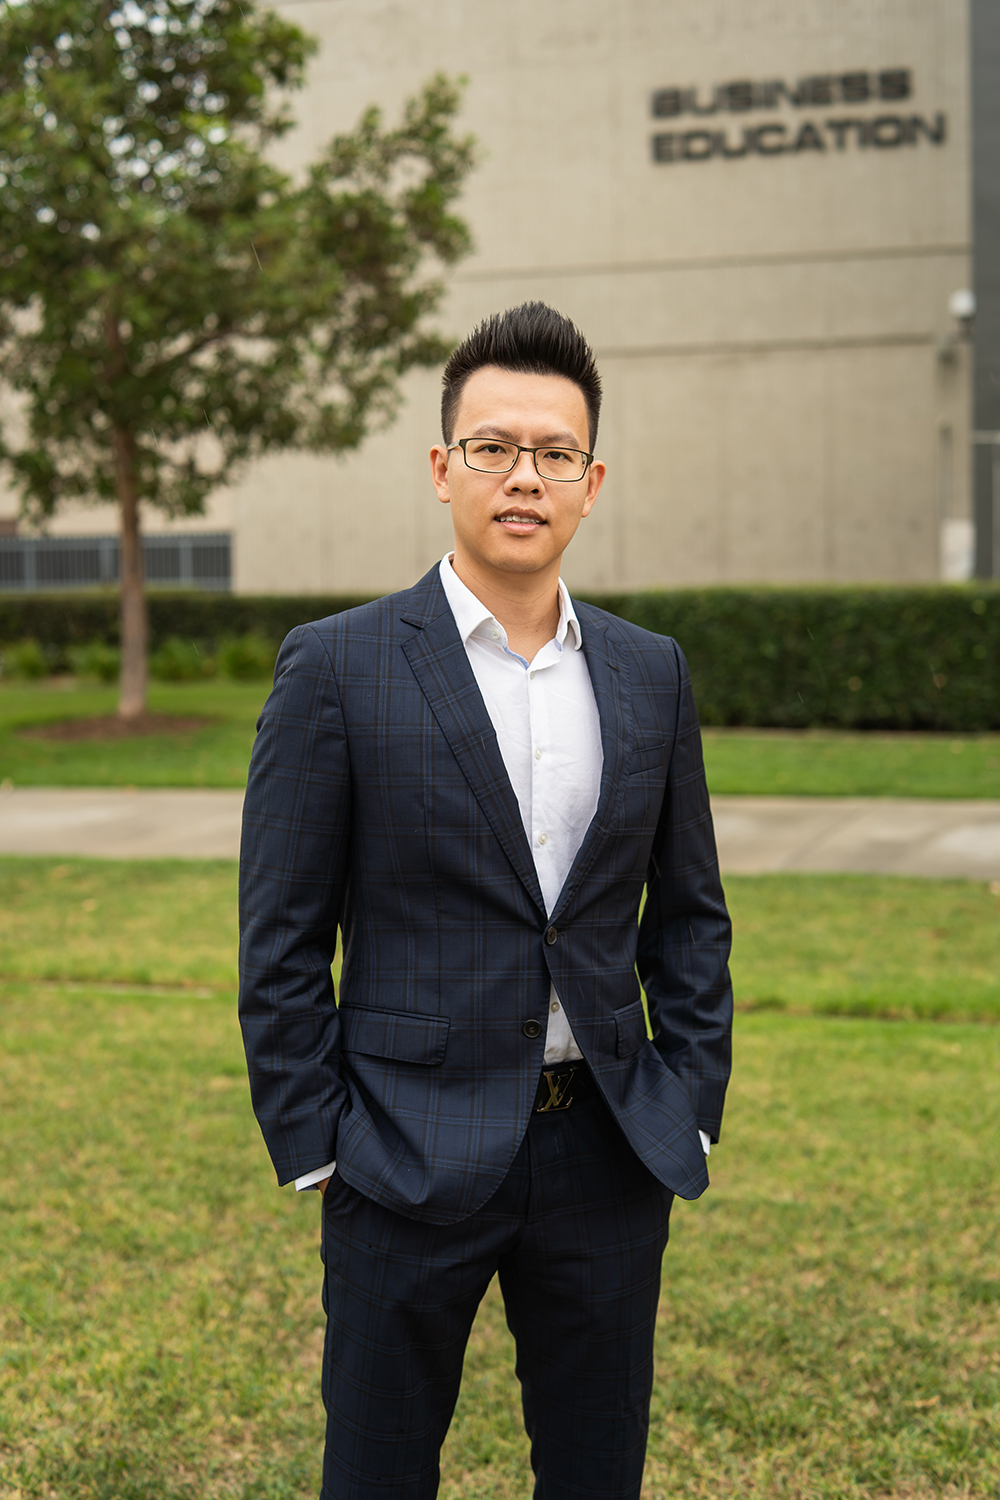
441;302;602;449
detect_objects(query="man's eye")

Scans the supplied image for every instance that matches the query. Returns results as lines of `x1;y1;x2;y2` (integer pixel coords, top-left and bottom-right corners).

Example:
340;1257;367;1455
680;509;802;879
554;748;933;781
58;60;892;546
542;449;573;463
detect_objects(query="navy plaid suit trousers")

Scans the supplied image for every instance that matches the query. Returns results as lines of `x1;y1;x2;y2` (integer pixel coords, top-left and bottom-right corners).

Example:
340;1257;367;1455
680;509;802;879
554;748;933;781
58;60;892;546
319;1088;674;1500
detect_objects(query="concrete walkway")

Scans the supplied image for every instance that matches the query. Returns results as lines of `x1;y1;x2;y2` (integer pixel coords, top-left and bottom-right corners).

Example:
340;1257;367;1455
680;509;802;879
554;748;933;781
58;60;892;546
1;786;1000;878
711;795;1000;880
0;787;244;859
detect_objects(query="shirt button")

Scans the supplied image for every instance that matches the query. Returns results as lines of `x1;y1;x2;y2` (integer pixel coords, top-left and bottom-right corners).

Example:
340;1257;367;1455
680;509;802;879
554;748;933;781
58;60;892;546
545;926;558;946
550;1000;560;1013
529;670;536;679
537;832;548;846
491;630;499;639
534;748;542;759
522;1019;542;1039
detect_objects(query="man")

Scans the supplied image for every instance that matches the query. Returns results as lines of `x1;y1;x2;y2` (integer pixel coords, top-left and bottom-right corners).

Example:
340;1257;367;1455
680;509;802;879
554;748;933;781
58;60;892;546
239;301;732;1500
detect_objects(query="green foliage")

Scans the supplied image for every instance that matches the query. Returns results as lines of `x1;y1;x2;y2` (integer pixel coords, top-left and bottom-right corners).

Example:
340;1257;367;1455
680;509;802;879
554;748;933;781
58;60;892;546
1;583;998;730
149;634;213;681
145;631;279;682
217;631;276;680
604;584;1000;731
0;0;475;523
0;637;51;679
0;589;375;655
67;639;121;681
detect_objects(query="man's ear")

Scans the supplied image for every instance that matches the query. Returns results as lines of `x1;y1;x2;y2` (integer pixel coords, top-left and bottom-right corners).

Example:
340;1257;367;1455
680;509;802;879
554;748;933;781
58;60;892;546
581;459;607;517
430;444;451;504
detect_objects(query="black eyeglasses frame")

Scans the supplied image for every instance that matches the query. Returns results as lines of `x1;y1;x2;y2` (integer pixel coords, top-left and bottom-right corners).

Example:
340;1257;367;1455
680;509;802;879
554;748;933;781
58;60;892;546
446;438;595;482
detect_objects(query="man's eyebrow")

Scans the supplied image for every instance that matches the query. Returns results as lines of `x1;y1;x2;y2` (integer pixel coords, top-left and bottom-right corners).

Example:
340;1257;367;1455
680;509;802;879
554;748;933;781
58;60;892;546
468;424;583;446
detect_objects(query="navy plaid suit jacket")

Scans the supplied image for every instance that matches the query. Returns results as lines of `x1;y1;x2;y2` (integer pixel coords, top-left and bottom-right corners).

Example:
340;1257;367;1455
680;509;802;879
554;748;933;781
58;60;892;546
239;565;732;1226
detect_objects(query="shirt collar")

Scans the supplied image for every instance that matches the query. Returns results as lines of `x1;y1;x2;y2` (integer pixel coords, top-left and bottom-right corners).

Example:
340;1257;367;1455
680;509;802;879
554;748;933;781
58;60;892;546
438;554;583;652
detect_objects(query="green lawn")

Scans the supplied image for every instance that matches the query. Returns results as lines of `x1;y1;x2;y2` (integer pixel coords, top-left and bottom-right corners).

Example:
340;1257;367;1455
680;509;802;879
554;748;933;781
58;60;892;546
727;873;1000;1023
2;859;996;1025
0;856;240;988
3;680;1000;796
1;859;999;1498
703;727;1000;799
0;680;266;788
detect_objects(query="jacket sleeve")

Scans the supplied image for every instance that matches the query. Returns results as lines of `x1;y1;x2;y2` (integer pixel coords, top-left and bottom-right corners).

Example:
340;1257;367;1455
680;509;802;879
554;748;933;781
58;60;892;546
636;640;733;1143
238;623;352;1185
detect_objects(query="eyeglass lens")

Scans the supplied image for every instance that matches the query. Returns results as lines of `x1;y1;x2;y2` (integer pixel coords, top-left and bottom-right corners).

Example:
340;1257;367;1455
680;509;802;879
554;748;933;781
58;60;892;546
463;440;588;481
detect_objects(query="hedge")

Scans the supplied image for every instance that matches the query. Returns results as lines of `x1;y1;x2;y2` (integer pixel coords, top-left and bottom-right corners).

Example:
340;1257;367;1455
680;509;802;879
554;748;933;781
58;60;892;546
1;584;998;732
0;590;375;652
611;586;1000;733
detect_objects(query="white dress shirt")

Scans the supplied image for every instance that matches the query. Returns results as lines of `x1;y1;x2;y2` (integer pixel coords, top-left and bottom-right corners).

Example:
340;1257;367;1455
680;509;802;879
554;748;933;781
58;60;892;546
439;552;602;1066
295;557;708;1190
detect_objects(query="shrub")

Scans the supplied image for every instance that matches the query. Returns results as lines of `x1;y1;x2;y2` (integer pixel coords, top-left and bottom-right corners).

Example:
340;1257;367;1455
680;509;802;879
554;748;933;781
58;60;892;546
1;638;52;679
149;637;215;682
609;587;1000;732
1;585;998;730
217;633;277;681
0;591;373;653
67;641;121;683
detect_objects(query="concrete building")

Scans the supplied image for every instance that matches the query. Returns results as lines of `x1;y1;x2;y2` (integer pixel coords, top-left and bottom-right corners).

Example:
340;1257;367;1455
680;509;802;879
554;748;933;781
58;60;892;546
3;0;997;596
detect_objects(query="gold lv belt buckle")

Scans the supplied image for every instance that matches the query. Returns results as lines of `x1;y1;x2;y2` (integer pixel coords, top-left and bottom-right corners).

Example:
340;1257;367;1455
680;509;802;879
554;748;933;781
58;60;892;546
536;1068;577;1113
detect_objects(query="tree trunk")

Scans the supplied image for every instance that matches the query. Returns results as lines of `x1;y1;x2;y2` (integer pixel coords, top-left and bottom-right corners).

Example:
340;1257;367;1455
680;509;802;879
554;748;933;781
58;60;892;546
114;424;148;720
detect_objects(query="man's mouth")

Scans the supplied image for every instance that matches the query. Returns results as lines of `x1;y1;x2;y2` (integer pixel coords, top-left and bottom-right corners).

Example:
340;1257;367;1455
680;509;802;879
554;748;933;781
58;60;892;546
496;511;546;529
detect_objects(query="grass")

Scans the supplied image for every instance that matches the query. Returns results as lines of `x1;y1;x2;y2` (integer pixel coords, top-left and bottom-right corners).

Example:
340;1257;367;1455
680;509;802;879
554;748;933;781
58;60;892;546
1;858;999;1497
0;857;240;989
727;874;1000;1023
3;681;1000;797
0;680;266;788
703;727;1000;799
2;859;997;1025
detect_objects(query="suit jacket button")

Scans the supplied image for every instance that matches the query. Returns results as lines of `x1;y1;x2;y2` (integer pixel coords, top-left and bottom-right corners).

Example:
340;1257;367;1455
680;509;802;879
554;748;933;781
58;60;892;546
522;1019;543;1039
545;926;558;945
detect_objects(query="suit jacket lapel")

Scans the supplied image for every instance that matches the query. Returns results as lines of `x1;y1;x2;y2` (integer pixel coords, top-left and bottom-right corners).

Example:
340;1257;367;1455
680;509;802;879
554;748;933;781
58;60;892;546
549;609;634;926
400;577;547;917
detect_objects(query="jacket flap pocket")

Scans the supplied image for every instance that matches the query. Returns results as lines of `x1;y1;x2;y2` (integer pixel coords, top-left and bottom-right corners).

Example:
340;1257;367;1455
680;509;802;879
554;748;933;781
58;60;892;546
614;999;649;1058
628;740;667;776
342;1006;450;1066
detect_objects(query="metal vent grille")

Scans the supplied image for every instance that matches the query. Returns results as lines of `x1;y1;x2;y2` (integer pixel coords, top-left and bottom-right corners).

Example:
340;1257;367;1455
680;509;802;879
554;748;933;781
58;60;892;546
0;534;231;592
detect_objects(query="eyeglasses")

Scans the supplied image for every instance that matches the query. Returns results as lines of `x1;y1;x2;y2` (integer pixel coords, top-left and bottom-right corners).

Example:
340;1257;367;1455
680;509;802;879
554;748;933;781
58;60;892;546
447;438;594;482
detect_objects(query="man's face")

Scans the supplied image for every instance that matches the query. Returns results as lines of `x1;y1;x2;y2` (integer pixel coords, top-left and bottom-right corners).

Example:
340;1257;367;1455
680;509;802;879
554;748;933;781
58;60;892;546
430;366;605;582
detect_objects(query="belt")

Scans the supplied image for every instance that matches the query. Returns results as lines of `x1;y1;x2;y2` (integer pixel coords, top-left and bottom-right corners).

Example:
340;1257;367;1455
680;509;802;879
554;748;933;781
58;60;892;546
532;1062;597;1114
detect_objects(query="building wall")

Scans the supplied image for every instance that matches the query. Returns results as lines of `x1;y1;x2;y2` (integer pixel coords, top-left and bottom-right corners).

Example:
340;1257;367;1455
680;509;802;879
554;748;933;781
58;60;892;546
3;0;973;594
971;0;1000;575
231;0;972;594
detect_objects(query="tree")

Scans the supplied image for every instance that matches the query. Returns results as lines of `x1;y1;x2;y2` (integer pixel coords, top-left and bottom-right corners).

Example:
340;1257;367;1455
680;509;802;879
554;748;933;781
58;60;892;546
0;0;474;717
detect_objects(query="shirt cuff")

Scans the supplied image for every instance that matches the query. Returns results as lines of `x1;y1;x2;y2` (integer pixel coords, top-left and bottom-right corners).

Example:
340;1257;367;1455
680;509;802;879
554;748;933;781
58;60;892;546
699;1130;711;1157
294;1161;337;1191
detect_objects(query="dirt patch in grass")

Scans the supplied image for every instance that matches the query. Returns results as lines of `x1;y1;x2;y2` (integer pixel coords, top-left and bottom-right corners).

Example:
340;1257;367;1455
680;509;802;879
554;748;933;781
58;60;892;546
18;712;215;741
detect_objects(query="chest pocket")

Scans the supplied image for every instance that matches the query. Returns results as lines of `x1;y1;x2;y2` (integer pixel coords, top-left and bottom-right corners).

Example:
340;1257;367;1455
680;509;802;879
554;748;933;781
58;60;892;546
628;739;667;776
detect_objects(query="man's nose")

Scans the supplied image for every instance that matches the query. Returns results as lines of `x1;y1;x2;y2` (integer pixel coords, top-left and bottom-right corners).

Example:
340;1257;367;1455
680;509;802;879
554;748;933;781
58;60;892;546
504;449;542;492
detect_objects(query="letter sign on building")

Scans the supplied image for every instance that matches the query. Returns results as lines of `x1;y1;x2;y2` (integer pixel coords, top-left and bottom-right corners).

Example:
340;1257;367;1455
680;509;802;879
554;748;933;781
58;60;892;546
650;69;947;163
